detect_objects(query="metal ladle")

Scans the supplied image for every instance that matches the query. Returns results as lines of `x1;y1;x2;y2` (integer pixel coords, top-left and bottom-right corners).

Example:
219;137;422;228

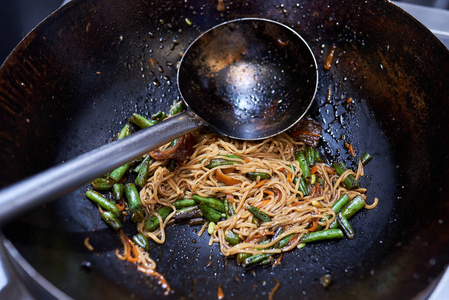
0;18;318;224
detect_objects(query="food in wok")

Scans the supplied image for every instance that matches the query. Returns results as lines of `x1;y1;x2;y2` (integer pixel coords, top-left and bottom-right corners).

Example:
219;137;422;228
84;101;377;294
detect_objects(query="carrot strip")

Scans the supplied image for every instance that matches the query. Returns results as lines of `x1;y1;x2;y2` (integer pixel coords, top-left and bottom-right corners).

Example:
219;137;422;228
323;165;336;175
254;179;269;188
273;253;283;267
216;169;241;185
344;142;355;157
217;0;225;12
263;190;275;197
226;193;234;203
324;44;336;71
268;279;281;300
287;173;292;184
308;220;318;232
244;231;275;243
310;165;318;175
217;284;225;300
221;167;236;174
116;201;125;211
255;199;271;208
349;144;355;157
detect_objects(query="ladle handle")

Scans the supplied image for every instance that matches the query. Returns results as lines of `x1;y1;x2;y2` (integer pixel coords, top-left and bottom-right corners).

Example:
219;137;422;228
0;110;204;226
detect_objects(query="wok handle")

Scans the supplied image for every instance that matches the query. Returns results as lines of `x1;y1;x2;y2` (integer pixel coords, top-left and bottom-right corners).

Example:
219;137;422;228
0;110;205;226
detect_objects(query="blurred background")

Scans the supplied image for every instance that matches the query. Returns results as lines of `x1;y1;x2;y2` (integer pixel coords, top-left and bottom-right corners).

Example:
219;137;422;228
0;0;448;66
399;0;449;8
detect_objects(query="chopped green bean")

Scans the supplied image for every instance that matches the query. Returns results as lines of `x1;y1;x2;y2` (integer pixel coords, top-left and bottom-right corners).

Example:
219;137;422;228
252;217;261;227
317;194;350;230
206;158;242;169
246;172;271;181
225;200;235;219
151;110;168;122
237;253;251;264
112;183;124;200
361;152;373;166
144;206;174;232
199;203;221;223
275;233;295;249
247;205;271;223
118;123;132;140
109;163;130;182
337;212;355;239
173;205;202;221
101;211;122;230
129;113;157;129
135;156;151;188
297;243;306;250
208;222;216;234
225;230;241;245
340;195;366;219
259;255;275;266
242;253;272;267
298;176;309;196
332;162;359;190
91;177;115;191
332;194;350;213
124;183;144;222
255;240;271;250
85;190;121;217
300;229;344;243
221;154;242;159
133;155;152;173
132;233;150;251
310;174;317;185
314;148;322;163
173;198;196;209
168;101;185;116
295;151;311;178
192;195;225;213
305;146;315;166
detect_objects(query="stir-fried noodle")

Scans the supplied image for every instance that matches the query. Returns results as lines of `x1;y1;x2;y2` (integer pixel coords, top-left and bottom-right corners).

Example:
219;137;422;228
127;132;374;272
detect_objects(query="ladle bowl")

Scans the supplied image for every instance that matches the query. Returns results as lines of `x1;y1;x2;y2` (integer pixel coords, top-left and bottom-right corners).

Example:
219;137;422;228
0;18;317;224
179;18;318;140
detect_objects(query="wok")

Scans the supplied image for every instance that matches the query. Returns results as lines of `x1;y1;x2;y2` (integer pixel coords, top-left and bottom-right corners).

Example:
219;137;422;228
1;0;448;299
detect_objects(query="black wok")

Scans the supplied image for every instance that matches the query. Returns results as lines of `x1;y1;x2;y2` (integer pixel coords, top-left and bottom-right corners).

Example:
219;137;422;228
1;0;448;299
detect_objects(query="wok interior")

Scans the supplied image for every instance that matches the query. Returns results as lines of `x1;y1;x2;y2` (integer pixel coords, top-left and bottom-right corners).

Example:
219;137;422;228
1;0;449;299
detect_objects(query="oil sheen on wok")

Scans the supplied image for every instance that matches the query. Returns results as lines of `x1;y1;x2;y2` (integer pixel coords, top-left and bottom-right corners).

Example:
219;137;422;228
84;101;377;294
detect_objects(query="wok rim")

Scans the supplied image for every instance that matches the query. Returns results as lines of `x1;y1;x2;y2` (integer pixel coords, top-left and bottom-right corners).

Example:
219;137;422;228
0;0;448;298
